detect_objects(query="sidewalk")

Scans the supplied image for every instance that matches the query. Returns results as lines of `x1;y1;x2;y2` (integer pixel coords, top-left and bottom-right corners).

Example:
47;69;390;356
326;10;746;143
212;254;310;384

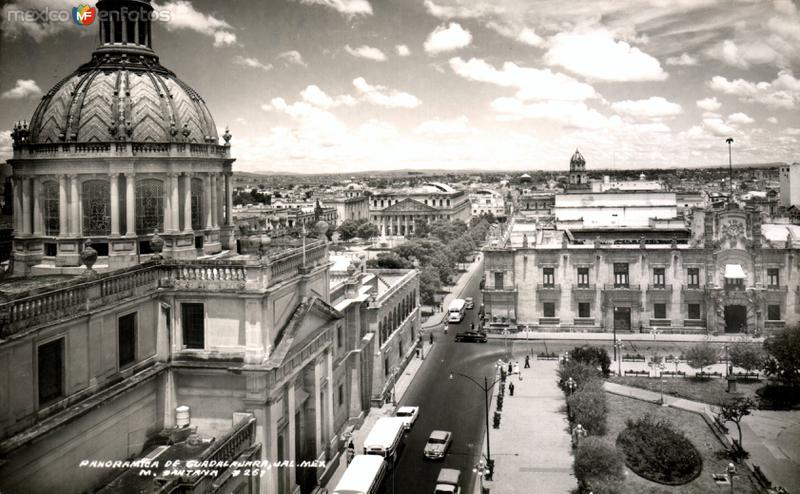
421;252;483;330
488;330;764;344
604;381;800;491
478;359;575;494
324;338;434;490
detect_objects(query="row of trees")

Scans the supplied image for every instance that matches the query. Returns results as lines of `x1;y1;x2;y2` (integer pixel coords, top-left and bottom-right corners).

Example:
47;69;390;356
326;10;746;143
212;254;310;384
336;218;380;241
367;217;493;304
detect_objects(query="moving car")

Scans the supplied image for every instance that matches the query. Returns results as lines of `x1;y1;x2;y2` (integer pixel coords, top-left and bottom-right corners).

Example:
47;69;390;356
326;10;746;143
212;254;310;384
447;299;466;323
464;297;474;310
394;406;419;430
424;430;452;460
434;468;461;494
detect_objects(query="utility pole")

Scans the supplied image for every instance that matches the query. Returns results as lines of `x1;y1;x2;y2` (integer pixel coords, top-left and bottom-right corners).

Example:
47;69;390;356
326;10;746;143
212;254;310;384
726;137;734;204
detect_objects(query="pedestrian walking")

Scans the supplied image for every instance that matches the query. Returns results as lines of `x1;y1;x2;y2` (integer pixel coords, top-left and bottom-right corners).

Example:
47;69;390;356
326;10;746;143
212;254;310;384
346;440;355;465
507;362;513;374
509;382;515;396
429;332;434;345
524;355;531;368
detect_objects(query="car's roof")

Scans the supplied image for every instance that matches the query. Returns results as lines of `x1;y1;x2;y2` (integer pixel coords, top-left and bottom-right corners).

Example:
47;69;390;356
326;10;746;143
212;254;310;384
429;430;451;440
397;406;418;412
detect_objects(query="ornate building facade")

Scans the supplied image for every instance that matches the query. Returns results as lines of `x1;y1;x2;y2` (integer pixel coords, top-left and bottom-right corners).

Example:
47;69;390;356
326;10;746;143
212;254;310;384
369;182;471;237
8;0;235;275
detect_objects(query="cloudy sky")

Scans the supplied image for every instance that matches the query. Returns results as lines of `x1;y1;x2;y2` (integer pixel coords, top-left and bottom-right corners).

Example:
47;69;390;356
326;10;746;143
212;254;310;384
1;0;799;173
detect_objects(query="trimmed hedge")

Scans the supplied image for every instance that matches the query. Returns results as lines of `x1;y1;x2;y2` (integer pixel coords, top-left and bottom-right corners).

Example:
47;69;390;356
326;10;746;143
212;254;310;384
616;414;702;485
574;437;625;494
558;360;603;393
567;389;608;436
571;346;612;377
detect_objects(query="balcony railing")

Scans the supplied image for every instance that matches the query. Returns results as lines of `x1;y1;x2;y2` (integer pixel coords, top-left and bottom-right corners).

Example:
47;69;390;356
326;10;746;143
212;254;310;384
572;284;596;291
649;319;672;327
14;141;231;159
603;284;640;290
536;283;560;291
682;285;705;292
573;317;595;325
647;284;672;292
539;317;560;325
766;285;788;292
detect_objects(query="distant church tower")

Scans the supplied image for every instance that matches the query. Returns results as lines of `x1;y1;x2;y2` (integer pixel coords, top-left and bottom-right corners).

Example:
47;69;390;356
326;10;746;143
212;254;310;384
568;149;589;188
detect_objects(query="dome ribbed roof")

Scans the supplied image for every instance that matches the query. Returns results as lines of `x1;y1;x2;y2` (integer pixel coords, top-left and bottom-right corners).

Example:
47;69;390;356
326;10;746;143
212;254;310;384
570;148;585;166
25;0;218;146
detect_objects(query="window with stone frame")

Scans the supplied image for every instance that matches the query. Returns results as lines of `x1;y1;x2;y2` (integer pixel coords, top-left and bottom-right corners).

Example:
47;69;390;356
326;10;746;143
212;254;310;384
82;179;111;236
542;267;555;287
42;181;60;235
543;302;556;317
181;303;205;349
578;302;590;318
38;338;64;405
118;312;137;368
577;267;590;287
767;268;780;288
687;267;700;288
613;263;629;287
494;272;504;289
653;267;666;288
191;178;204;230
653;303;667;319
767;304;781;321
688;303;701;320
135;178;164;234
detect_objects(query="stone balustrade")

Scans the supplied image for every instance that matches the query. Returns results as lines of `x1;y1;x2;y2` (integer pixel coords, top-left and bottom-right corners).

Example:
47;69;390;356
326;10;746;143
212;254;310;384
13;141;231;159
0;241;328;337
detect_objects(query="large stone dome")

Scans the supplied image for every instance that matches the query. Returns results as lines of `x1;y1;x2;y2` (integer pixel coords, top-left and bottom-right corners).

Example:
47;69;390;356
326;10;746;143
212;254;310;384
27;55;218;145
25;0;218;146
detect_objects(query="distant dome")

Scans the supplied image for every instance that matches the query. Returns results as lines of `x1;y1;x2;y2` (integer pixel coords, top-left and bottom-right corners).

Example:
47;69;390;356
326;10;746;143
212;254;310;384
25;0;218;146
570;149;585;166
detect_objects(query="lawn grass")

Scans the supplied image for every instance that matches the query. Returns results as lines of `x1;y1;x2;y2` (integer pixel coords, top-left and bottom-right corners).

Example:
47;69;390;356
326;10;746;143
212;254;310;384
605;393;761;494
608;375;762;407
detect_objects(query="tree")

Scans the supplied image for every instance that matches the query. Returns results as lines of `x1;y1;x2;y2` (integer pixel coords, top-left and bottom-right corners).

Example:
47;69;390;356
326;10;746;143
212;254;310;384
571;346;612;377
337;219;362;241
355;221;379;240
418;267;442;305
413;218;432;238
719;397;757;454
685;343;718;374
763;326;800;388
729;341;765;373
574;438;624;494
366;252;410;269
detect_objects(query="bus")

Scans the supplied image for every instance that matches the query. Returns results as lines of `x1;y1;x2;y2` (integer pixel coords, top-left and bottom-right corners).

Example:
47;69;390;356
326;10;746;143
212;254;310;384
447;299;466;323
363;417;406;464
332;455;387;494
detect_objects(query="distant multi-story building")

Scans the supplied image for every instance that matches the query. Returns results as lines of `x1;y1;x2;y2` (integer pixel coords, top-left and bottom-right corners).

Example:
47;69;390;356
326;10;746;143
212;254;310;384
590;173;663;192
483;208;797;335
779;162;800;208
568;149;590;189
319;184;370;227
469;189;506;218
369;182;470;236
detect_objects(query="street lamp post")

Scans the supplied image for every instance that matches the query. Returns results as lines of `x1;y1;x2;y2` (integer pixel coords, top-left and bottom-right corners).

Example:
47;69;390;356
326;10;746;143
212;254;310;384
450;370;509;480
614;339;624;376
727;462;736;494
473;460;488;493
566;377;577;395
658;361;667;406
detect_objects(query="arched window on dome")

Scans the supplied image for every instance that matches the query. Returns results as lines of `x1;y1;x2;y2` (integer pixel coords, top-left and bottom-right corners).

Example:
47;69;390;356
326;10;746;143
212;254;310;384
82;180;111;236
42;181;60;236
191;178;204;230
136;178;164;234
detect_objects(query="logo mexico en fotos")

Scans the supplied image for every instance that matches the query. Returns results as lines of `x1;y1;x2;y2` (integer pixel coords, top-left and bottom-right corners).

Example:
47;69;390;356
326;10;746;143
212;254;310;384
72;4;96;26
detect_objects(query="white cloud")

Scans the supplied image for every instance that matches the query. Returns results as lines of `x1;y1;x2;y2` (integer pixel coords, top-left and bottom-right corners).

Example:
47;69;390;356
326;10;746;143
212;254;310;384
1;79;42;99
278;50;307;67
491;98;621;130
345;44;387;61
696;97;721;111
291;0;372;17
352;77;421;108
611;97;682;118
544;29;668;82
233;56;272;72
1;0;77;42
705;39;782;69
396;45;411;56
517;28;545;47
785;128;800;136
299;85;356;108
0;130;12;162
414;116;476;135
423;0;500;19
449;57;599;102
708;71;800;109
153;0;237;47
702;118;736;137
261;97;348;147
424;23;472;54
768;117;778;124
665;53;698;66
728;112;754;124
486;22;544;47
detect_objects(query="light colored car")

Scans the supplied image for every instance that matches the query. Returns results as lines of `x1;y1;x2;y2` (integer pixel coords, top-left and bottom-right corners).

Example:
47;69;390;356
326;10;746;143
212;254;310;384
424;430;452;460
464;297;474;310
395;406;419;430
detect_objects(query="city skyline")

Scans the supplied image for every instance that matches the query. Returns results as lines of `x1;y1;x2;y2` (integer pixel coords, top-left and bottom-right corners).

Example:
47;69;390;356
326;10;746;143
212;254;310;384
1;0;799;173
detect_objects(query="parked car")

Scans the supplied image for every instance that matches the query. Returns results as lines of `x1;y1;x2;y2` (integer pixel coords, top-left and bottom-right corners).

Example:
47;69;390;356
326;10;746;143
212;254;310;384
424;430;452;460
434;468;461;494
394;406;419;430
464;297;474;310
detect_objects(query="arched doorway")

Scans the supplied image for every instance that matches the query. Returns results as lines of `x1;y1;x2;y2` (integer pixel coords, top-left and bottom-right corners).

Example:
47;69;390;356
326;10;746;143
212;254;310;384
724;305;747;333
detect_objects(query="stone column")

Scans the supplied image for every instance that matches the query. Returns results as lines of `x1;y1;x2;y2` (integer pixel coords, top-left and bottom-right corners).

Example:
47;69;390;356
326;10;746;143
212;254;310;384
22;176;32;236
32;177;43;236
110;172;120;236
204;173;213;229
210;173;218;228
163;175;173;233
12;177;21;235
69;175;80;236
169;172;180;233
58;175;68;237
125;173;136;236
225;172;233;226
182;173;192;233
217;174;224;227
